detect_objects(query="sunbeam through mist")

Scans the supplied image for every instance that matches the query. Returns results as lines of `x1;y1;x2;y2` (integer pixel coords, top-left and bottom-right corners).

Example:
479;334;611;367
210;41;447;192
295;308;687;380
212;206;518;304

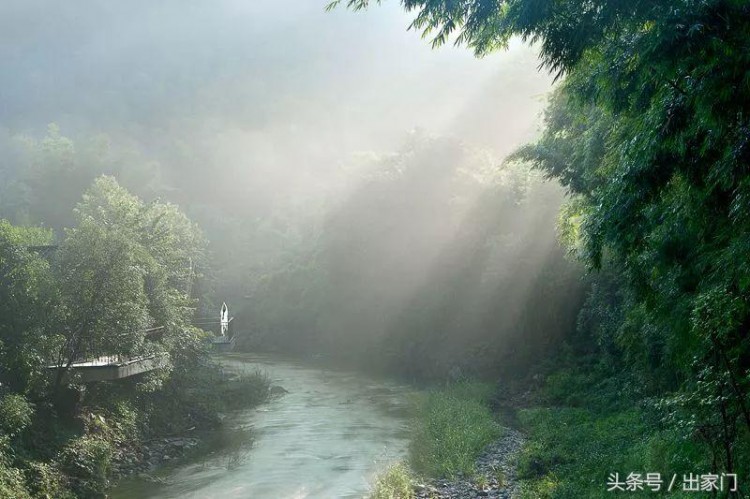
4;1;738;497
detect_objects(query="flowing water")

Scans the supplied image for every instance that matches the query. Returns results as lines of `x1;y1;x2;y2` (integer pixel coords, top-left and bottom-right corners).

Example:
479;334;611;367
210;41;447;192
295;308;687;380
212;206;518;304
111;353;414;499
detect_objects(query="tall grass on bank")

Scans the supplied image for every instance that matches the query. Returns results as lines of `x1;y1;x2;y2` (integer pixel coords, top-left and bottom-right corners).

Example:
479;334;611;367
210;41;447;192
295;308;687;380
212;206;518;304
409;382;502;479
370;462;415;499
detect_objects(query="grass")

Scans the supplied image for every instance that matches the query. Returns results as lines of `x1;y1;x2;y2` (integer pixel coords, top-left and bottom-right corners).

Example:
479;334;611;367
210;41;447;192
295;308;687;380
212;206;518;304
368;381;503;497
219;369;273;411
517;407;646;498
369;462;414;499
409;381;502;479
373;366;750;499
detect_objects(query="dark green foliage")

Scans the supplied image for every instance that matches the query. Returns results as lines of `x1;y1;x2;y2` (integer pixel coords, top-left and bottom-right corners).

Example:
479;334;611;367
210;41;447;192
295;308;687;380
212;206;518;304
334;0;750;493
52;176;207;369
518;406;650;498
218;369;272;412
0;222;56;393
514;5;750;484
329;0;661;75
515;361;745;498
144;363;271;435
0;176;267;497
23;461;73;499
0;450;30;499
515;274;750;496
59;435;113;498
0;394;34;438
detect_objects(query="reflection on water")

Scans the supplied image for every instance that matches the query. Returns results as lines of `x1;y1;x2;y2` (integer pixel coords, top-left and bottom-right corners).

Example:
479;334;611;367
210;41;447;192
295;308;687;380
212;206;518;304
111;354;413;499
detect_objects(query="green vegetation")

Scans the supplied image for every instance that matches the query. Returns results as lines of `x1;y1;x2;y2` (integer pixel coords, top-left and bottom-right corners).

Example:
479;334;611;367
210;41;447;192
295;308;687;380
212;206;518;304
410;382;502;479
370;462;415;499
514;361;741;498
142;364;272;436
245;135;582;380
370;382;500;497
4;0;750;496
0;175;270;497
335;0;750;496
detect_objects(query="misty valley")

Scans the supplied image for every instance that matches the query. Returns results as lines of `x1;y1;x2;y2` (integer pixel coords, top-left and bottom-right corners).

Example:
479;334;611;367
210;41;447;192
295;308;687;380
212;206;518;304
0;1;749;499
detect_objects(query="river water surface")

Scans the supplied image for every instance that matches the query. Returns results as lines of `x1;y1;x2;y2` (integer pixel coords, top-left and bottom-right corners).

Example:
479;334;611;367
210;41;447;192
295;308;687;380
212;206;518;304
111;353;414;499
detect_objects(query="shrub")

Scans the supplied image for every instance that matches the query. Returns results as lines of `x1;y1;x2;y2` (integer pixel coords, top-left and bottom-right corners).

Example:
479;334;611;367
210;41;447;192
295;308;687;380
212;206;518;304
59;436;113;498
0;394;34;437
0;439;30;499
80;402;139;447
24;460;73;499
370;462;414;499
146;364;271;435
0;462;30;499
220;369;272;411
516;405;717;499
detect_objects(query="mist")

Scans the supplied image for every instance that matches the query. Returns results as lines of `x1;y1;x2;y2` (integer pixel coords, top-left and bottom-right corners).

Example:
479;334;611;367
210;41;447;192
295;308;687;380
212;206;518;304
2;3;745;497
0;0;580;379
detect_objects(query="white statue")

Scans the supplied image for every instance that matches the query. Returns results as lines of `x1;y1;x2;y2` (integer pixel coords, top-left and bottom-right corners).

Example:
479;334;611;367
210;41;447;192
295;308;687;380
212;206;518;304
220;302;229;337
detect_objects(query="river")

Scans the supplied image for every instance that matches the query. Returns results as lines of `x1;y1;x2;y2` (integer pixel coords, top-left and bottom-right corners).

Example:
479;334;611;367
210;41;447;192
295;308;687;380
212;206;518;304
111;353;414;499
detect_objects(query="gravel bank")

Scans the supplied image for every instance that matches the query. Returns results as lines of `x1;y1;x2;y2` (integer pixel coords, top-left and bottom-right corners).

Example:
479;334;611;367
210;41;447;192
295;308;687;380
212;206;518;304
413;427;525;498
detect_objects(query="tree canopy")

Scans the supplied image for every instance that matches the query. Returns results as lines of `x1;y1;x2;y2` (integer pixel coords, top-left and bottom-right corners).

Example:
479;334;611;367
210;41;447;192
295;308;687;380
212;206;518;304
334;0;750;485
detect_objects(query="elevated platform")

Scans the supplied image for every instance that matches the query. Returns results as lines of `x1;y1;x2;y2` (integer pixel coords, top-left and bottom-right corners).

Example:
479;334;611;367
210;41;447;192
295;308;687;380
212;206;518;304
211;335;236;353
48;353;168;383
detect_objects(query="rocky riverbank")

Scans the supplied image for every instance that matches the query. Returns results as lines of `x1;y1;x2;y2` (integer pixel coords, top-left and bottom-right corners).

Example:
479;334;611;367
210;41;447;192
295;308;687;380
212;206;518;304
112;382;288;481
413;427;525;498
112;435;201;478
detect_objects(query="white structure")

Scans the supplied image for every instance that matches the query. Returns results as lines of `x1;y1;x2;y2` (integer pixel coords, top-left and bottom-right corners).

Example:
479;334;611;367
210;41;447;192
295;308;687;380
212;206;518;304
220;302;229;337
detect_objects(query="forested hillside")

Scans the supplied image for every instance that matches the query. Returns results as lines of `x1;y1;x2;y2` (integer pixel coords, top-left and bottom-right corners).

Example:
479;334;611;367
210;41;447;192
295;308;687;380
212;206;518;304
244;134;583;379
332;0;750;496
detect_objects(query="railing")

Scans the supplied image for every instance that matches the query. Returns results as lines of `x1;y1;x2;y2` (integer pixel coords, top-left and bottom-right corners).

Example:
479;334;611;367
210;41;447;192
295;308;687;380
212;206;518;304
51;326;166;368
51;302;233;369
191;316;234;339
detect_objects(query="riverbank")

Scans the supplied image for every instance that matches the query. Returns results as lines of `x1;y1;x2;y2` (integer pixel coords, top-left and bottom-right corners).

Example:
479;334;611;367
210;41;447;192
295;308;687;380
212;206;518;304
412;427;524;499
509;363;732;499
378;359;748;499
371;381;524;499
110;366;273;481
0;358;273;499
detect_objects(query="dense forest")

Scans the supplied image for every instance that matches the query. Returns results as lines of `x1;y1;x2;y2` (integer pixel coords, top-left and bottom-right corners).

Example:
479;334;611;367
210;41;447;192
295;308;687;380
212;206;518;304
1;0;749;497
347;0;748;496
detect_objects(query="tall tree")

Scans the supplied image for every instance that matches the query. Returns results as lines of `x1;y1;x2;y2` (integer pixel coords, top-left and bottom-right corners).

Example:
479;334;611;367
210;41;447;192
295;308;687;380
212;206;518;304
52;176;207;388
0;222;56;393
